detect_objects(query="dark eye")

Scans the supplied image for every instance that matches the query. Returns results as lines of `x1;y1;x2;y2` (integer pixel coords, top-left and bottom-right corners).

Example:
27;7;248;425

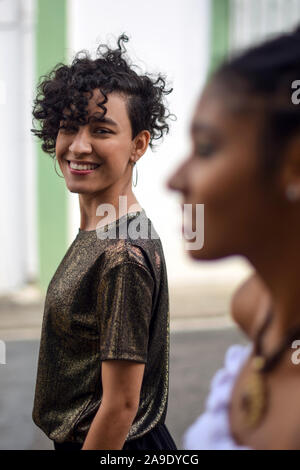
93;128;112;135
195;142;215;157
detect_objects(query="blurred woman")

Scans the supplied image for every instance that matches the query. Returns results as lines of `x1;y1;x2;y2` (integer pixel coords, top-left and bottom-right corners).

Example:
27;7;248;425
167;26;300;449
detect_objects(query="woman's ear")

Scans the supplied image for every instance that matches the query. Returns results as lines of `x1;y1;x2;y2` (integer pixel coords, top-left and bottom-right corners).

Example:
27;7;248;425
132;130;151;162
280;134;300;201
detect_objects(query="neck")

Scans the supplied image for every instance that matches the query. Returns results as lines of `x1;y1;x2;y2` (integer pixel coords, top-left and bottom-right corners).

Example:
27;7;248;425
78;185;141;231
247;230;300;351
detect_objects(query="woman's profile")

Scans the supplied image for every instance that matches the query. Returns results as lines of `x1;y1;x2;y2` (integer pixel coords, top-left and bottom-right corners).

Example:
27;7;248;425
31;34;177;451
167;25;300;450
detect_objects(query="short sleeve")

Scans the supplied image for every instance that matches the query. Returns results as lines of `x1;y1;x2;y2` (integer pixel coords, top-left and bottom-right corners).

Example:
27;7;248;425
97;261;154;363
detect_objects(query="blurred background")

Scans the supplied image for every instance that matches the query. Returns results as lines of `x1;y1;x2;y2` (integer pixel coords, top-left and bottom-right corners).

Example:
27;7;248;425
0;0;300;450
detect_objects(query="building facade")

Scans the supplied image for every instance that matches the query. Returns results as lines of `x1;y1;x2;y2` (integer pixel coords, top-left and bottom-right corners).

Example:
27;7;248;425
0;0;299;295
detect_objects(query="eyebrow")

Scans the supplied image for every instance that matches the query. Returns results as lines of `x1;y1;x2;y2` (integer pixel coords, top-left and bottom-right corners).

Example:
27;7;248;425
191;122;217;135
191;121;224;141
88;116;119;127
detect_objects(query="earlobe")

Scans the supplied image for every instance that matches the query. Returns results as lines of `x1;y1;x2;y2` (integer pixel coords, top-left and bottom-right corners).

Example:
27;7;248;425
279;135;300;201
285;183;300;202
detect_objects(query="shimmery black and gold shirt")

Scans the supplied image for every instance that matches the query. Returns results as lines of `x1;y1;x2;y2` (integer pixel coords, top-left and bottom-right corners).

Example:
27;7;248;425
32;209;170;444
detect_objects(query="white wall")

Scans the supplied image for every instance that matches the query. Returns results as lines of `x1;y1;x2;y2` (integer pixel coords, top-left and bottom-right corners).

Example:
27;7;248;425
0;0;37;294
67;0;252;287
230;0;300;52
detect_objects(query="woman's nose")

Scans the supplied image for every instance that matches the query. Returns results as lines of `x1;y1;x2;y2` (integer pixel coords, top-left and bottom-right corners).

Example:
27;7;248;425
166;158;188;193
69;127;92;155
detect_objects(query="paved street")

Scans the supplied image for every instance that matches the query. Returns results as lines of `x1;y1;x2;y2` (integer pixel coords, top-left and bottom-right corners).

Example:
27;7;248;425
0;328;247;450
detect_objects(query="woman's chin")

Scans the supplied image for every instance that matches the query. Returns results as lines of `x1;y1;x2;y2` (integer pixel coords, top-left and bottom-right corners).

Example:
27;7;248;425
185;245;207;260
66;182;94;194
185;245;225;262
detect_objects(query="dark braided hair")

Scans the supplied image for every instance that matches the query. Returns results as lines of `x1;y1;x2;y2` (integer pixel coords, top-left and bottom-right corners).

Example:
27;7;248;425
32;34;174;156
210;25;300;180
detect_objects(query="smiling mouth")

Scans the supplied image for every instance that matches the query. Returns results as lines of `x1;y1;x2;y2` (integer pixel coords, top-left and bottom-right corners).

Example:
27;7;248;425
66;160;102;173
67;160;101;168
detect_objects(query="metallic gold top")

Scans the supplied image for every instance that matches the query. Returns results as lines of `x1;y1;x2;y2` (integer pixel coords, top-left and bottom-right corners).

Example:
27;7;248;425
32;209;170;444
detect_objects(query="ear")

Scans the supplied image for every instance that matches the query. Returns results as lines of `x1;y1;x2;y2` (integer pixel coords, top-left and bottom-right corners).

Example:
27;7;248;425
280;134;300;199
131;130;151;163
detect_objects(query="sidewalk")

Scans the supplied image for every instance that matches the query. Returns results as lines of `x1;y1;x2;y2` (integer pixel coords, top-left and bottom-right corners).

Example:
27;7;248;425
0;285;45;341
0;281;237;341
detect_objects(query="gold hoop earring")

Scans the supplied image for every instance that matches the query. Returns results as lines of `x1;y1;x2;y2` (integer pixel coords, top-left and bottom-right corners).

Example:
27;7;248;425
286;184;300;202
132;161;138;187
54;156;65;179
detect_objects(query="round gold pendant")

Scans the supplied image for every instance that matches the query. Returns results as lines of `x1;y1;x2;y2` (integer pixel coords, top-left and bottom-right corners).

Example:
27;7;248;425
239;356;268;429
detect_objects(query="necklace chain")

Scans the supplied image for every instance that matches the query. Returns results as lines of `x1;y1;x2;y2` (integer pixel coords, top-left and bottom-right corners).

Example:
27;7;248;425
254;306;300;373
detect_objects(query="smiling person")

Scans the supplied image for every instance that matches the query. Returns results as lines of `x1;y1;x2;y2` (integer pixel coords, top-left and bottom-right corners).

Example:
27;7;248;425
31;34;177;451
167;26;300;449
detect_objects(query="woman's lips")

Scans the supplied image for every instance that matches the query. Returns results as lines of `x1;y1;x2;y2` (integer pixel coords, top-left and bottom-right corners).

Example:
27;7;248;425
67;160;101;175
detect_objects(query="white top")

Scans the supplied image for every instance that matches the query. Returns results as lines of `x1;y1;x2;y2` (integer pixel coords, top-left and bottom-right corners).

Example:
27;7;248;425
183;344;253;450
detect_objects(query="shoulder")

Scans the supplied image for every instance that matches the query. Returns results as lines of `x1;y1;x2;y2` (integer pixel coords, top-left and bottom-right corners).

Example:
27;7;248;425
101;239;152;276
231;272;272;340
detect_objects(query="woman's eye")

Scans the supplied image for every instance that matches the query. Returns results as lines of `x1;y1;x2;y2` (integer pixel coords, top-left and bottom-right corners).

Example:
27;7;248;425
195;143;215;157
93;128;111;135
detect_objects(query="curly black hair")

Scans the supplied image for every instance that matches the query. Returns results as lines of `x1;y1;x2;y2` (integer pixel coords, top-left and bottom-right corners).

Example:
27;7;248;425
32;34;174;156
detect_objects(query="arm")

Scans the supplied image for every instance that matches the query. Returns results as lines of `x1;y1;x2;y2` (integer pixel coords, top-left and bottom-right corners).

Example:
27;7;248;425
81;359;145;450
82;257;153;449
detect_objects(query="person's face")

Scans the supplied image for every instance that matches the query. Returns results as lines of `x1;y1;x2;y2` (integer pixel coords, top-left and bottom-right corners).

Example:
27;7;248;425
55;90;136;195
167;83;281;261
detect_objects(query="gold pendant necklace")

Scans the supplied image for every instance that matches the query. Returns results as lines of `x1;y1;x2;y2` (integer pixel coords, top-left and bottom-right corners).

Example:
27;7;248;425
239;355;268;429
238;307;300;430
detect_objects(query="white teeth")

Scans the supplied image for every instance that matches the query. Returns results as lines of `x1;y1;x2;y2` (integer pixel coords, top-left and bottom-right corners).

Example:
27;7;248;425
70;162;99;170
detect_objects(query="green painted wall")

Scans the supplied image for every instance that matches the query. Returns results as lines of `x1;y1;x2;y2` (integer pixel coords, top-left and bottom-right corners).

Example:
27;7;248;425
35;0;68;293
209;0;230;76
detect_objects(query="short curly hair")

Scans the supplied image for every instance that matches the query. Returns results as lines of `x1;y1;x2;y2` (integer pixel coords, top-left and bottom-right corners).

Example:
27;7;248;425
32;34;174;156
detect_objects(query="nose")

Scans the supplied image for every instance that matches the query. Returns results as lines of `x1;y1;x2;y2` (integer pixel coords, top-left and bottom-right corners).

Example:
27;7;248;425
166;157;189;193
68;126;92;156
